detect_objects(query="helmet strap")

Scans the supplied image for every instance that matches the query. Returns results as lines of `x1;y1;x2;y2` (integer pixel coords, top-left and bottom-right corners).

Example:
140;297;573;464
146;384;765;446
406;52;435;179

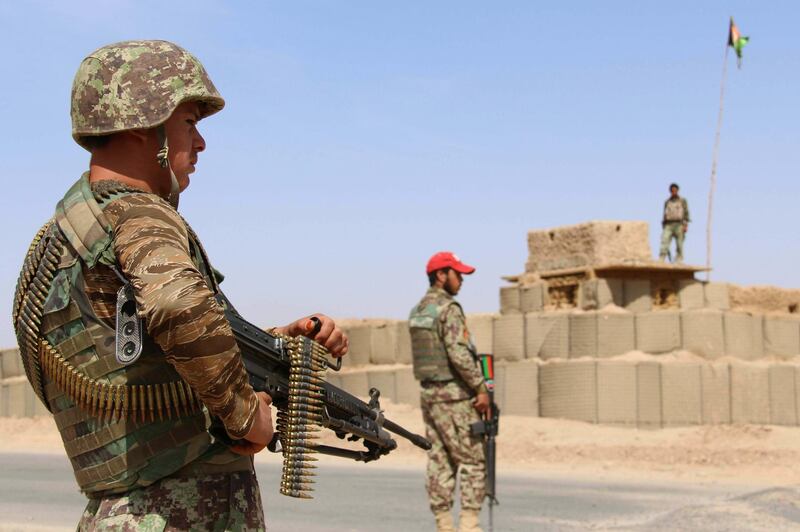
156;125;180;210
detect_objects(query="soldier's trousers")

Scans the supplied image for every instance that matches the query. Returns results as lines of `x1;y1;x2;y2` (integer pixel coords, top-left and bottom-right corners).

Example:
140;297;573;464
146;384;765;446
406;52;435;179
422;396;486;513
77;470;265;531
659;222;685;261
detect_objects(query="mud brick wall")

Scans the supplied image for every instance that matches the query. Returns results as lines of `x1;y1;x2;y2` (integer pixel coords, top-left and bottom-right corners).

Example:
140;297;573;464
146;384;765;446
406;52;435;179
525;221;651;272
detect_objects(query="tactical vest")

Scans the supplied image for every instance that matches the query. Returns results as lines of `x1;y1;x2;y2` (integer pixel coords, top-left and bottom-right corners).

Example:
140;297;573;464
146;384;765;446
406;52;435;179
664;198;686;222
408;290;460;382
12;174;232;498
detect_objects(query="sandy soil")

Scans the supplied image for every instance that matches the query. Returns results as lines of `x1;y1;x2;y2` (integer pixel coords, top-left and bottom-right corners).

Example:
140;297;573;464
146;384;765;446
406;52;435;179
5;402;800;487
729;284;800;315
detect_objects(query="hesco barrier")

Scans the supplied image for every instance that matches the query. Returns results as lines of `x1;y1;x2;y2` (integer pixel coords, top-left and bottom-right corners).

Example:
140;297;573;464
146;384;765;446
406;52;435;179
4;332;800;429
328;358;800;429
334;309;796;367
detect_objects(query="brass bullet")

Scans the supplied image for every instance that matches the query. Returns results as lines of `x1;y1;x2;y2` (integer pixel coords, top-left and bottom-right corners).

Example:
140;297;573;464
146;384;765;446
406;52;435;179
147;384;155;422
139;385;146;423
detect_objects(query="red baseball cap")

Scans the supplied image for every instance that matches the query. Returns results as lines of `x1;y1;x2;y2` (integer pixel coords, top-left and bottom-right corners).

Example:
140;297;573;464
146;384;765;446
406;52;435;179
426;251;476;275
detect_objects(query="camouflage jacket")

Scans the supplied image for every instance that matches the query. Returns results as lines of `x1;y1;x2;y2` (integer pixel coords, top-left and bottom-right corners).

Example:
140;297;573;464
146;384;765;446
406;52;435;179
98;180;258;437
14;175;257;496
417;288;487;403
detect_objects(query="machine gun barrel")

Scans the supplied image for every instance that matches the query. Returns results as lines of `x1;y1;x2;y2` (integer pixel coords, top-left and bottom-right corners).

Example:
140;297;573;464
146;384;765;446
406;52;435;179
383;418;432;450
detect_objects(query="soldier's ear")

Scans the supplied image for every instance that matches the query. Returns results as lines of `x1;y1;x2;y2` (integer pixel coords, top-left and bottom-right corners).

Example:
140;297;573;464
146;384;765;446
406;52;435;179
118;129;151;146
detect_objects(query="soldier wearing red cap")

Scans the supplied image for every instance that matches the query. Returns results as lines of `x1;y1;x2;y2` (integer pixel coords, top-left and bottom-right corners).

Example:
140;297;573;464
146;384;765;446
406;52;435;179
409;252;489;532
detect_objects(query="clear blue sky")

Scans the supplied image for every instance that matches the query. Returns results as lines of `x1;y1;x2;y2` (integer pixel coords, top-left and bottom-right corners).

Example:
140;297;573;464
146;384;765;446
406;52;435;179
1;1;798;347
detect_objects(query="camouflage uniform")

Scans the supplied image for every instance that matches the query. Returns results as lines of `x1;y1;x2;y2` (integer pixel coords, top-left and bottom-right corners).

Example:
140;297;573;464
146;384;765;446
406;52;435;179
659;196;690;262
78;470;264;531
410;287;487;515
12;41;266;530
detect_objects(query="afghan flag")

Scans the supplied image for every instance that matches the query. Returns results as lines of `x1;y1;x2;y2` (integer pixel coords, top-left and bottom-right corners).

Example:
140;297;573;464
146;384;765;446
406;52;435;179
728;17;749;68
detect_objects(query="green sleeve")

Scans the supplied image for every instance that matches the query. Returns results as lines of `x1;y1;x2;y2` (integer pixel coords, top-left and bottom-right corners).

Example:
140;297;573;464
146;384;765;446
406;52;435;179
440;304;486;393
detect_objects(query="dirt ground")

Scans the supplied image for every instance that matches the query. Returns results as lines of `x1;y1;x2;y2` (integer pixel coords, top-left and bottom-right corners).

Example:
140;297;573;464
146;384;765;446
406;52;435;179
4;401;800;487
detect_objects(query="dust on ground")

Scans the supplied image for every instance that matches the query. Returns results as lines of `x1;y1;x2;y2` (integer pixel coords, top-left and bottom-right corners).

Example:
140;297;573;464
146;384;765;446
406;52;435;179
5;401;800;487
729;284;800;315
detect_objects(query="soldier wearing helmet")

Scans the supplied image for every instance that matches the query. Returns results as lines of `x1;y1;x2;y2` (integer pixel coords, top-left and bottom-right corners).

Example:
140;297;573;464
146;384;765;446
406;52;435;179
409;252;488;532
12;40;348;529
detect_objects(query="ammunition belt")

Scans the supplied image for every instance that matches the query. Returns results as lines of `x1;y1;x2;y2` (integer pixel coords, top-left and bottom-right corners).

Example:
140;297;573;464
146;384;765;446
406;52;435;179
12;221;60;406
275;334;330;499
39;339;203;422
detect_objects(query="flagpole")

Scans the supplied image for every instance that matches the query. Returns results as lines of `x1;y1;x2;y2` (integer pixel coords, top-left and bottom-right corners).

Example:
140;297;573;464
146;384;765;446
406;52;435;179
705;42;730;281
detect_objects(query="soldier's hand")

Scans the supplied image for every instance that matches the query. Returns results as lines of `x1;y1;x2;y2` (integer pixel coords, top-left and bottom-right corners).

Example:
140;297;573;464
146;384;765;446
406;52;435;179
683;224;688;233
277;314;349;358
232;392;274;456
473;392;490;415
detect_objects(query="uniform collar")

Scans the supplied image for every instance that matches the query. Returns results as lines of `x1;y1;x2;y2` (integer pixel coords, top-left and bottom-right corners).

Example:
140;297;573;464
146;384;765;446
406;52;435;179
427;286;453;301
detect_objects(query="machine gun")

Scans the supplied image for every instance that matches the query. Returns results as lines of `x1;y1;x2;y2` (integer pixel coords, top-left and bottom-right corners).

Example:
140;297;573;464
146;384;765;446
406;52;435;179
213;291;431;499
470;353;499;532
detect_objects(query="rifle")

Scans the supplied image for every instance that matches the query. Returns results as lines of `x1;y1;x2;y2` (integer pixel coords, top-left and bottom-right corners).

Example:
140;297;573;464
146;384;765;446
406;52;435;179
470;353;499;532
212;291;431;499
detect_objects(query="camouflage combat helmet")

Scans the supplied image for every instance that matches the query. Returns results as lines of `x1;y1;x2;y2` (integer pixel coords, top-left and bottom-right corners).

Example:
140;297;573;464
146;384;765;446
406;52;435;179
71;40;224;149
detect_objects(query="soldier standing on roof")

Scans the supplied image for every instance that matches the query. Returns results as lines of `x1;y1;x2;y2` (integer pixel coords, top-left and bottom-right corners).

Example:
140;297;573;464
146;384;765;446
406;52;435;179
409;252;489;532
659;183;690;263
12;40;348;530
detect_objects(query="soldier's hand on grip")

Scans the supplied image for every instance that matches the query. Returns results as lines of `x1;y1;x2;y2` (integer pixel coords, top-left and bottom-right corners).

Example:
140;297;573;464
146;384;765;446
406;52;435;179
279;314;349;358
232;392;274;456
473;392;490;415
